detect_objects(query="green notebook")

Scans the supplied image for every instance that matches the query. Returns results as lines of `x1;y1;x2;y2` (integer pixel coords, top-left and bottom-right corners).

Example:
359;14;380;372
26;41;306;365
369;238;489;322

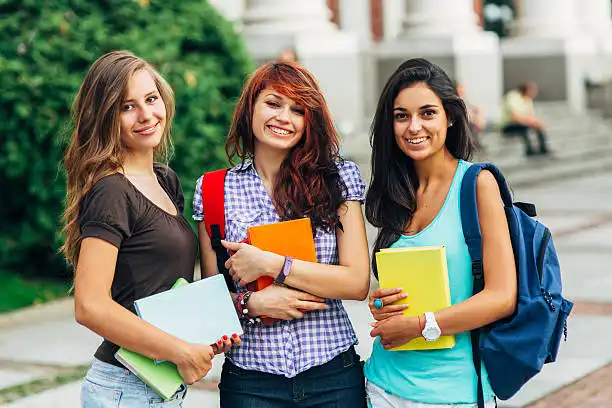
114;278;188;400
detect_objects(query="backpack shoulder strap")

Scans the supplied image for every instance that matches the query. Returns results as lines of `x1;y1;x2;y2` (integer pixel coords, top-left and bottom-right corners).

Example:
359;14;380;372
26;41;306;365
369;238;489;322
201;168;236;292
460;162;513;282
202;168;229;238
460;162;513;408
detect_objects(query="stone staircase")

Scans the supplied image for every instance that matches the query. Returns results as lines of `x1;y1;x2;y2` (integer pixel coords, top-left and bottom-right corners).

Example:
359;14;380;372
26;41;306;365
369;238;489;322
343;102;612;187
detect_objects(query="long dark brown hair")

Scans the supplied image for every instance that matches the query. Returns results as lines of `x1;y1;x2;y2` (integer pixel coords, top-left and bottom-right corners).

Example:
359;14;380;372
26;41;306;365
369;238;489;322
61;50;175;267
225;61;347;232
366;58;474;275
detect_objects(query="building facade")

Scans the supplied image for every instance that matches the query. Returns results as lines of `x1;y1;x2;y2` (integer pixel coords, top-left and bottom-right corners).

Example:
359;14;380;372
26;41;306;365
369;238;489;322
210;0;612;133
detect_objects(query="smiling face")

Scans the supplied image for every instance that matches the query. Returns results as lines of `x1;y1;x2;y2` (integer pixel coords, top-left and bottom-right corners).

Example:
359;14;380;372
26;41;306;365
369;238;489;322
251;87;305;154
393;82;449;162
119;69;167;154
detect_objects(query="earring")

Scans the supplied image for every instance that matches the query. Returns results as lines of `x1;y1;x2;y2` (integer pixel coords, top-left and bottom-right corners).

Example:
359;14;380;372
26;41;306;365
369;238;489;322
448;121;454;128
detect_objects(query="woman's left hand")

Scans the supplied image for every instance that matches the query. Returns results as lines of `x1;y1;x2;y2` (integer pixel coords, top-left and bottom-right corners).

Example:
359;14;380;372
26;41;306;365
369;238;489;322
369;315;421;350
222;240;284;286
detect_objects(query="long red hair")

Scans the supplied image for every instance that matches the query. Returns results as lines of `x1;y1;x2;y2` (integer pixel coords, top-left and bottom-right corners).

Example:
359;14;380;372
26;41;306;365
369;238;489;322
226;61;347;232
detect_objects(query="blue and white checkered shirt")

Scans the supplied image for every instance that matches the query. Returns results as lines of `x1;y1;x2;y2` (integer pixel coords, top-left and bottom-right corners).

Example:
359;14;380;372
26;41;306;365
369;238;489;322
193;159;365;378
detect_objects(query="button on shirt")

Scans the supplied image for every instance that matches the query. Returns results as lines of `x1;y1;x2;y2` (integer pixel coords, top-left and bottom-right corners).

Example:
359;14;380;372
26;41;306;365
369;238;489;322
193;159;365;378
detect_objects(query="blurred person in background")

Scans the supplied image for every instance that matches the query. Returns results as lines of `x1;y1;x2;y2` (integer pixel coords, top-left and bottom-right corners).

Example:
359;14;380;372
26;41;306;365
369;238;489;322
456;82;487;151
500;82;551;157
62;50;236;407
278;47;298;63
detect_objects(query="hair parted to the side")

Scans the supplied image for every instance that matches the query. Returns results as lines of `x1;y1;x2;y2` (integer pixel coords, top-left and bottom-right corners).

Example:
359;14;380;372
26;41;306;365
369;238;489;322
225;61;347;232
365;58;473;276
61;50;175;268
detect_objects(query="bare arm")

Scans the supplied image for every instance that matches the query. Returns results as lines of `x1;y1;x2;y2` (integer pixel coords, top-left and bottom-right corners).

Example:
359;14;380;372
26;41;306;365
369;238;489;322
434;170;517;335
197;222;220;278
224;200;371;301
74;238;215;383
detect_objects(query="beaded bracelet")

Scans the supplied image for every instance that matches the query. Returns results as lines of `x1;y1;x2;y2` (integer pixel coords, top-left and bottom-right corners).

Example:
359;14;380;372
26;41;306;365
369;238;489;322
238;291;262;326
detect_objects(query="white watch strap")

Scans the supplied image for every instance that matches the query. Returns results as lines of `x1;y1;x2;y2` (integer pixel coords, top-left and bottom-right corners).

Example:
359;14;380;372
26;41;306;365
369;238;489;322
424;311;436;327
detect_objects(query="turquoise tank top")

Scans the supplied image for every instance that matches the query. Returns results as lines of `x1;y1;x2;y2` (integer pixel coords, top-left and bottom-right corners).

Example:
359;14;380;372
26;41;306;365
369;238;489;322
364;160;495;404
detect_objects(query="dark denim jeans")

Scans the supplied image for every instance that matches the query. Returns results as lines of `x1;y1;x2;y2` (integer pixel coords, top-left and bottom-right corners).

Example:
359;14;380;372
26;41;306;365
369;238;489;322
502;123;549;156
219;346;366;408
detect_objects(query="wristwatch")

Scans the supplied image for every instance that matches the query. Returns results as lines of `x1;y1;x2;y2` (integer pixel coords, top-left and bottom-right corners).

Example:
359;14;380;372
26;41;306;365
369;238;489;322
422;312;441;342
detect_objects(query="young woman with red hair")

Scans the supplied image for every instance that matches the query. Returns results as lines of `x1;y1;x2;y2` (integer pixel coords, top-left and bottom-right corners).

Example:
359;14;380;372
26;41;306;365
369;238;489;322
192;61;370;407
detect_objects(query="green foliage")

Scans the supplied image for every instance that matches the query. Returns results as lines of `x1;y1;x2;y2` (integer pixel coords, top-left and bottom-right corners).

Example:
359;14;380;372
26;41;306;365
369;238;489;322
0;270;70;312
0;0;252;280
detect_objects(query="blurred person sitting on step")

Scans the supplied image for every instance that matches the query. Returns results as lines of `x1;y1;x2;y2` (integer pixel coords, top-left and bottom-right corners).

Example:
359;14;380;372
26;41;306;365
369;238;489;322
456;82;486;151
500;82;551;157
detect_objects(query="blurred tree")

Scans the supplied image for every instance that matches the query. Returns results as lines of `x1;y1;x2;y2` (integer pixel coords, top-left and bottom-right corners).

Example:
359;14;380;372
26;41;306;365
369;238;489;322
0;0;252;280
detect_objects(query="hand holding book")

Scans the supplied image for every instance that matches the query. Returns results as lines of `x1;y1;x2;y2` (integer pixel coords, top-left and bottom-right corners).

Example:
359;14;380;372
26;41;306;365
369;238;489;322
222;240;285;287
172;342;215;385
370;314;422;350
368;287;409;321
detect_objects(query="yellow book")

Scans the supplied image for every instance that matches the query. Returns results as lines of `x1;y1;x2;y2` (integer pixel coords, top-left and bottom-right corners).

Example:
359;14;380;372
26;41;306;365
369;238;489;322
375;246;455;351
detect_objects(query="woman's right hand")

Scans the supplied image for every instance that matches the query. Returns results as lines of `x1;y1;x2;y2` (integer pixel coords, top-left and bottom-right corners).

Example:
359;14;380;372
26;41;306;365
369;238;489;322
368;287;409;321
172;342;215;385
247;284;329;320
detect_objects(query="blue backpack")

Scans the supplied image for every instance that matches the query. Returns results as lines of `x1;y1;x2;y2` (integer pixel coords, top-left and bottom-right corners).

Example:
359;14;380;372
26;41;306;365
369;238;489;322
460;163;573;407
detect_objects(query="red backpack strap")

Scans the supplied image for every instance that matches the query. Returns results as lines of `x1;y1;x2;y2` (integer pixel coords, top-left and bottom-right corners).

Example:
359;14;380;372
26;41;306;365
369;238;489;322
201;169;228;238
201;168;236;293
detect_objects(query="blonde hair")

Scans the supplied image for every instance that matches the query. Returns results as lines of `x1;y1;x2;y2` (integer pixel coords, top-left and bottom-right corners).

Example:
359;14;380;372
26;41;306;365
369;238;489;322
61;50;175;267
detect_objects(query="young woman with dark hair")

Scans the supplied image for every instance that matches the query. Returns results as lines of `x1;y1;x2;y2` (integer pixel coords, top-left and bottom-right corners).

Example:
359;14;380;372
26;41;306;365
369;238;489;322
363;58;517;407
192;61;370;407
62;51;235;407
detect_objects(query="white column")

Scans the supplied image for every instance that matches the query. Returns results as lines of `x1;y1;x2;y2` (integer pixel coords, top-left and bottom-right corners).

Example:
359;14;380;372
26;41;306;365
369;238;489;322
208;0;245;23
383;0;405;40
338;0;372;45
240;0;369;134
376;0;501;120
401;0;481;37
513;0;577;37
576;0;612;37
242;0;336;35
574;0;612;84
501;0;596;113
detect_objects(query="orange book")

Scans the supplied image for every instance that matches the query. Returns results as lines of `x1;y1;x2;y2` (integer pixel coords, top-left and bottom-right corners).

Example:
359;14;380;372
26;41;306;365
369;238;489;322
246;218;317;291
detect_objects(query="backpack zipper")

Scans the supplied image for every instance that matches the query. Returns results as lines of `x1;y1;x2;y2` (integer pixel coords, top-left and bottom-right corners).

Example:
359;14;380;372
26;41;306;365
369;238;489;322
536;227;551;284
537;228;556;312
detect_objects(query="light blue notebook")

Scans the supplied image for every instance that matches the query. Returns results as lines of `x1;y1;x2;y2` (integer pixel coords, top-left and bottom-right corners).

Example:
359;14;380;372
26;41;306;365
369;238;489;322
134;274;243;348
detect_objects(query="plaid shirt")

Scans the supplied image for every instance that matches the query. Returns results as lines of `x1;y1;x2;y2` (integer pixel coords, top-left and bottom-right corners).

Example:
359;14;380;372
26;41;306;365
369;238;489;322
192;159;365;378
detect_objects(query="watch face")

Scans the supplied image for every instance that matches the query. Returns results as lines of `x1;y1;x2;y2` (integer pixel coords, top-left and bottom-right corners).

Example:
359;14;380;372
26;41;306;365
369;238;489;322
423;326;441;342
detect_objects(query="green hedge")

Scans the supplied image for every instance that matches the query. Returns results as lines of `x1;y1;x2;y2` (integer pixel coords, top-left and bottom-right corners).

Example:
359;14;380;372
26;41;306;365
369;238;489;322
0;0;252;280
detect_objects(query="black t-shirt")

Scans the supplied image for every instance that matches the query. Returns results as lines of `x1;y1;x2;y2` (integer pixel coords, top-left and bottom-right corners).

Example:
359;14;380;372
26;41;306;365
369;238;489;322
79;163;197;366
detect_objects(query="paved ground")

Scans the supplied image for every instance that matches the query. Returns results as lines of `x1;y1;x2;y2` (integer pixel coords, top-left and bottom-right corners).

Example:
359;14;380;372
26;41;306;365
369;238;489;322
0;170;610;407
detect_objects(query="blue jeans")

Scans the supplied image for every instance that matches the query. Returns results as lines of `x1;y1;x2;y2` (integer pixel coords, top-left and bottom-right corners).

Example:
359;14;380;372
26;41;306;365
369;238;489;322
81;359;187;407
219;346;367;408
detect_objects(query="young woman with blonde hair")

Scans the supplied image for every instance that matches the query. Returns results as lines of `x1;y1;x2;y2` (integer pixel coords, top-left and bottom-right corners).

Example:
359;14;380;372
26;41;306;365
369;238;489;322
62;50;235;407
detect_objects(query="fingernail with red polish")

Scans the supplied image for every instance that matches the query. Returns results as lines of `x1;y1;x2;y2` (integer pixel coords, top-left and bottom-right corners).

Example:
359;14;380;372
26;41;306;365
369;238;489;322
232;333;238;338
223;335;229;341
217;340;223;345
